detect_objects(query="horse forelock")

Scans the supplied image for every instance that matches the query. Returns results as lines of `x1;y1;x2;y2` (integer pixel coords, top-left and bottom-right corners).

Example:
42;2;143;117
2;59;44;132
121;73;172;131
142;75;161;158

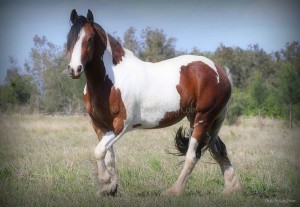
67;16;88;52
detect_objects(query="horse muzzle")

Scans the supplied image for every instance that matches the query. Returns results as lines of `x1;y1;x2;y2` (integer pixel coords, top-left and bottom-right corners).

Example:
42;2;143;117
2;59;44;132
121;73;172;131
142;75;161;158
68;64;83;79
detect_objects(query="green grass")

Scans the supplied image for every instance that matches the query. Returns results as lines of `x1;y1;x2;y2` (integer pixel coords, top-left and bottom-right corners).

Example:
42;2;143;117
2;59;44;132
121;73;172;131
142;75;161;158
0;114;299;206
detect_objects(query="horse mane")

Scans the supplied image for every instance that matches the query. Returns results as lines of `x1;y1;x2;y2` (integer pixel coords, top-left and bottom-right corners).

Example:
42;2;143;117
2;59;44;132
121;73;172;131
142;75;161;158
108;34;125;65
93;23;125;65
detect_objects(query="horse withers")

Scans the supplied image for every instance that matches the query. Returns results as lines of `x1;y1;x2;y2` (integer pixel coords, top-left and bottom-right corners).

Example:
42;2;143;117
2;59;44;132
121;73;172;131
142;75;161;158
66;9;241;196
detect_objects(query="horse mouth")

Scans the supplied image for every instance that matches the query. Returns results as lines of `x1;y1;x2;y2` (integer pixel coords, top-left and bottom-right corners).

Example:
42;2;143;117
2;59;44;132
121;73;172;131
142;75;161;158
68;69;82;79
71;74;81;79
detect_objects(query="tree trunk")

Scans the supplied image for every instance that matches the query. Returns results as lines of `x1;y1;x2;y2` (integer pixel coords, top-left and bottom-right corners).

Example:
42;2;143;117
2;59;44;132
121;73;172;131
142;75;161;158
289;104;293;129
258;108;262;128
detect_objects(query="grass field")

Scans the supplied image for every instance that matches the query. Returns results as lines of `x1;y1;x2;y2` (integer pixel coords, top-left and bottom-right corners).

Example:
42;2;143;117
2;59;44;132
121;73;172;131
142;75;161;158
0;114;299;206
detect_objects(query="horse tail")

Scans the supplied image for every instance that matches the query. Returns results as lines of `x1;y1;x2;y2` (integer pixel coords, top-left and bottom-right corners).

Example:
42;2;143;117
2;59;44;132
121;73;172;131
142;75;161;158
173;126;189;156
224;66;233;89
171;126;204;159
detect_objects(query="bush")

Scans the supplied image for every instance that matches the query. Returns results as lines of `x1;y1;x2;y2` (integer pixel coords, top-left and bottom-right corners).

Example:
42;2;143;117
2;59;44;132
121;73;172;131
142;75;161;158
226;88;249;125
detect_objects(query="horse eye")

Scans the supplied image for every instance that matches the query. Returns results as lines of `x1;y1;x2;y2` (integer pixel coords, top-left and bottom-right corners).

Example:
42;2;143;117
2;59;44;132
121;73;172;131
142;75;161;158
88;37;93;44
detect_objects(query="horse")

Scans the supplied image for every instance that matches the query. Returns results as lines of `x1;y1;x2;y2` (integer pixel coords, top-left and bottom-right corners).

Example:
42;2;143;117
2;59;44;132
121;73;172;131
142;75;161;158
66;9;241;196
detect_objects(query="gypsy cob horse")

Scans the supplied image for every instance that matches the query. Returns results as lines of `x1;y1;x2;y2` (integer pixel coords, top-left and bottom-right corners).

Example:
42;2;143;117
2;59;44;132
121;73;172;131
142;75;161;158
66;9;241;196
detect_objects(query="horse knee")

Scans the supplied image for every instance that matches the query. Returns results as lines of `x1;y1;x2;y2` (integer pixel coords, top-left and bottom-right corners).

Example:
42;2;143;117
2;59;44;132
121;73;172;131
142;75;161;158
95;131;116;160
95;144;106;160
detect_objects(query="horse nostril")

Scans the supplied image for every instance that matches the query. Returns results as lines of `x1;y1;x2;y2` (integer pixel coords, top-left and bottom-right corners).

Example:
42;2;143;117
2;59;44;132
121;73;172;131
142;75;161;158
77;65;83;73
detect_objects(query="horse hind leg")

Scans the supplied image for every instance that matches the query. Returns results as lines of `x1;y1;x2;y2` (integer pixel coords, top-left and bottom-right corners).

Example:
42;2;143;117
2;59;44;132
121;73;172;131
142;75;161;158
209;136;242;194
162;113;207;196
162;136;200;196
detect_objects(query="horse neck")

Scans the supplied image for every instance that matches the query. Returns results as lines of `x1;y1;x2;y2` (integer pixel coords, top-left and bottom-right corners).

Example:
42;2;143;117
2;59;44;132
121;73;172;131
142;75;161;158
85;29;113;94
84;52;113;102
85;31;125;98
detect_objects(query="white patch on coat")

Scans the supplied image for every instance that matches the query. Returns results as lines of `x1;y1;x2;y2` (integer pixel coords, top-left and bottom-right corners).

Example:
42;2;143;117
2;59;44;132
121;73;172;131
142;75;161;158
69;29;85;70
102;36;115;83
83;84;87;95
94;131;115;159
186;137;199;162
162;136;199;195
102;34;220;128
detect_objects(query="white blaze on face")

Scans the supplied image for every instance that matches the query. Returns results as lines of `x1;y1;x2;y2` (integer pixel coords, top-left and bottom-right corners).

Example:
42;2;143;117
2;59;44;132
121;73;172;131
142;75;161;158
69;29;86;70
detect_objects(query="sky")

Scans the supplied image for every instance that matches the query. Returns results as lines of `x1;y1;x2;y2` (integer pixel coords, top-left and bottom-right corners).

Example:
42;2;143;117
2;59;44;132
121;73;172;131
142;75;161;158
0;0;299;83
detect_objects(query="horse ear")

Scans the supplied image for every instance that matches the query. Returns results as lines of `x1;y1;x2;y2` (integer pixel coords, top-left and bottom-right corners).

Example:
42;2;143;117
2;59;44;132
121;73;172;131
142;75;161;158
87;9;94;22
70;9;78;24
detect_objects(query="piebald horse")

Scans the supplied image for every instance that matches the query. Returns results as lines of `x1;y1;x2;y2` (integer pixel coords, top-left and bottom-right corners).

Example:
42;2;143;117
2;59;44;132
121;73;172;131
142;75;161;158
66;9;241;196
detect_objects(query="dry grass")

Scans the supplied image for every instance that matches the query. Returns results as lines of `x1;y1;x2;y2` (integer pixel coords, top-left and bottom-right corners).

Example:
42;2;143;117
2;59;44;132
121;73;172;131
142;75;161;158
0;114;299;206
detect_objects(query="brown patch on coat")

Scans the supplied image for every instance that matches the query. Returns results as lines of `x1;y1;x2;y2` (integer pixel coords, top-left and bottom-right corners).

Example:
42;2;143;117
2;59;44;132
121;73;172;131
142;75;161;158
156;61;231;134
177;61;231;116
83;87;104;140
83;83;127;136
109;86;127;135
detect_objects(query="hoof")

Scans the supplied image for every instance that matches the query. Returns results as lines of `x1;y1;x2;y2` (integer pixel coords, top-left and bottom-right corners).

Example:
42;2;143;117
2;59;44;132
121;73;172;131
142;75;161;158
161;187;183;196
98;176;118;197
222;167;242;195
222;179;242;195
98;184;118;197
100;184;118;197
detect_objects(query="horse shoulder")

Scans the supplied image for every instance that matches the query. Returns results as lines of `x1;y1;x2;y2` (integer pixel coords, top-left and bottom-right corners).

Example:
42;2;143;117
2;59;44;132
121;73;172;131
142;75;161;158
109;86;127;135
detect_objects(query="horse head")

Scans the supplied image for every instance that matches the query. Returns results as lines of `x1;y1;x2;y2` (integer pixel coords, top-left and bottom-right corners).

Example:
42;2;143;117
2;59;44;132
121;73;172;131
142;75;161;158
66;9;107;79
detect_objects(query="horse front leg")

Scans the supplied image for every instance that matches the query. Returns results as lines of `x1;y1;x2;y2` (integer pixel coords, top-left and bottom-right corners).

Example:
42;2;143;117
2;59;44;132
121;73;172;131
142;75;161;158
104;146;117;194
94;132;118;196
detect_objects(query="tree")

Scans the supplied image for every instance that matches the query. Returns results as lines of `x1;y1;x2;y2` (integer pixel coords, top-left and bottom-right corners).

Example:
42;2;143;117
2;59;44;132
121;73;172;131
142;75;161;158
214;44;274;90
139;28;176;62
0;67;37;112
248;71;268;127
27;35;62;93
41;54;86;114
279;42;300;75
226;88;249;125
276;62;300;128
123;27;140;55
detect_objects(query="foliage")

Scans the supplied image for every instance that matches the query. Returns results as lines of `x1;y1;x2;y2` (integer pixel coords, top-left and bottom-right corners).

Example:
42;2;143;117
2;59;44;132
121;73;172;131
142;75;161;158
139;27;177;62
123;27;140;56
276;62;300;106
41;55;86;114
0;59;38;112
225;88;249;125
248;71;268;108
26;35;86;114
275;62;300;127
247;71;268;126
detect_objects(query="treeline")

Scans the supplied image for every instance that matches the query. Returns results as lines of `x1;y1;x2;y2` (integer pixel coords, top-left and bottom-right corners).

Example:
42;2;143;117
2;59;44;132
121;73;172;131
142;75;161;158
0;27;299;126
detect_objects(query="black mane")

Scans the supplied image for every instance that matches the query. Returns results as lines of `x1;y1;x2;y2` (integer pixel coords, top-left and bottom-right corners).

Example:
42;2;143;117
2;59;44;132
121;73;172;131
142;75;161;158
67;16;87;51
